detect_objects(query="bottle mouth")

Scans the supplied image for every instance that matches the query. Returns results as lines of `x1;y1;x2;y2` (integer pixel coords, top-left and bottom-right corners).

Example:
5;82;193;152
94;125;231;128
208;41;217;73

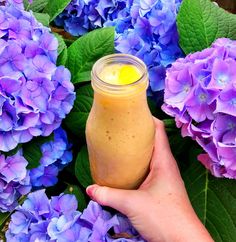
91;54;148;95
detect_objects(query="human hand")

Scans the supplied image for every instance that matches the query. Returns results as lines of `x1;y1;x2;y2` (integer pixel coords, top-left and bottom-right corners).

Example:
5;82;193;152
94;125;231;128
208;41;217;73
86;118;214;242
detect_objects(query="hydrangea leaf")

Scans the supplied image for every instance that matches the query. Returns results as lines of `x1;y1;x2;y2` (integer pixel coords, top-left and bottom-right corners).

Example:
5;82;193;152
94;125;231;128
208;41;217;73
0;212;10;229
33;12;50;27
64;84;93;137
73;71;91;83
66;27;115;84
23;134;54;169
46;0;71;22
177;0;236;54
24;0;49;12
64;184;87;211
75;146;93;188
57;48;68;66
183;149;236;242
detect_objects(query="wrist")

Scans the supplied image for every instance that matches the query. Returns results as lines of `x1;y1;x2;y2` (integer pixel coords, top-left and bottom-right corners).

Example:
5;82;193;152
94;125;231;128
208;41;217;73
166;213;214;242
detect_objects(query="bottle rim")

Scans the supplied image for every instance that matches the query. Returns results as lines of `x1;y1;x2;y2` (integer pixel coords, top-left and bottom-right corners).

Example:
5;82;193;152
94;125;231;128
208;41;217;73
91;54;148;95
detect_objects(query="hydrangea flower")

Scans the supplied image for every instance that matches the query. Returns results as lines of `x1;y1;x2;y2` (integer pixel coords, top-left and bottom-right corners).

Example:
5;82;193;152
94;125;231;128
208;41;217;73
0;152;31;212
55;0;132;36
0;3;75;152
55;0;183;96
29;127;73;188
6;190;145;241
162;38;236;179
0;127;72;212
114;0;183;94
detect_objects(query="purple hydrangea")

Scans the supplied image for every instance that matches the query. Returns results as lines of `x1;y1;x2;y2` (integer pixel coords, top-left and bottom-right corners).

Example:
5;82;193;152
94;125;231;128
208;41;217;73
0;0;24;9
0;3;75;152
162;38;236;179
55;0;182;96
6;190;145;241
0;127;72;212
0;152;31;212
29;127;73;188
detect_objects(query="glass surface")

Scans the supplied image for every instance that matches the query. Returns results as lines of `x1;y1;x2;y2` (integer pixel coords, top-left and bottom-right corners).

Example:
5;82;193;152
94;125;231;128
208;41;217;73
86;54;155;189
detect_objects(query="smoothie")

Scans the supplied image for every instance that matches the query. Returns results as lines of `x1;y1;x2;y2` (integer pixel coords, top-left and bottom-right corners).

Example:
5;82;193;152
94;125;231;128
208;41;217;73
86;54;155;189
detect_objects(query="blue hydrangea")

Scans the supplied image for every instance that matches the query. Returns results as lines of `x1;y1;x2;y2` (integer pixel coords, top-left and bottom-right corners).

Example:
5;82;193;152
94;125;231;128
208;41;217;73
29;127;73;188
0;2;75;152
113;0;183;95
55;0;183;97
6;190;145;241
55;0;132;36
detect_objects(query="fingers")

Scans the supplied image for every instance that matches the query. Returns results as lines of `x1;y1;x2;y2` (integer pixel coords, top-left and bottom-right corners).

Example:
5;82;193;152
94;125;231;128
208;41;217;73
151;118;180;176
153;118;172;157
86;184;135;215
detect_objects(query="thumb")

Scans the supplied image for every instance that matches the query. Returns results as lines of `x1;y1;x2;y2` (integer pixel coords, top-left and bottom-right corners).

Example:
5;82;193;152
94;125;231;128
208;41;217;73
86;184;135;215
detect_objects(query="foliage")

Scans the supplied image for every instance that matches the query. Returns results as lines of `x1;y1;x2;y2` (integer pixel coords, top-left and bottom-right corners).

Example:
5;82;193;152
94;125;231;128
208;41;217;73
177;0;236;54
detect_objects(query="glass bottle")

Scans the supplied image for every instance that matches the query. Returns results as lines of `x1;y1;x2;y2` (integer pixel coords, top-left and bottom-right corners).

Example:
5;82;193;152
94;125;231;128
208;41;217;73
86;54;155;189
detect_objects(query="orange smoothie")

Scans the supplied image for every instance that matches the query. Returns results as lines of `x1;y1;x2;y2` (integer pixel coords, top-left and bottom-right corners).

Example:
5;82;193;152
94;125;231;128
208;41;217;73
86;54;155;189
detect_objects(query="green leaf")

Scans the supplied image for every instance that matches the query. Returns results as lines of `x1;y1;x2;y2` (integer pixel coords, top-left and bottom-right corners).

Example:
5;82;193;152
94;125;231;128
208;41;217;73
57;47;68;66
163;119;176;128
64;184;87;211
33;12;50;27
24;0;30;10
24;0;49;12
66;27;115;84
54;33;67;56
46;0;71;22
177;0;236;54
23;134;54;169
73;71;91;84
0;212;10;229
75;146;93;188
64;84;93;137
183;150;236;242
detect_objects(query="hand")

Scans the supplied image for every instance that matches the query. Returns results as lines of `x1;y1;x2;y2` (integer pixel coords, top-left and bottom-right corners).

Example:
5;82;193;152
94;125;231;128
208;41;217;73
86;118;214;242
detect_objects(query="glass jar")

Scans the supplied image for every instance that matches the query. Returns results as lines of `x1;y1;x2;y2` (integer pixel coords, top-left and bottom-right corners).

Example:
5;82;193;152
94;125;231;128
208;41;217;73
86;54;155;189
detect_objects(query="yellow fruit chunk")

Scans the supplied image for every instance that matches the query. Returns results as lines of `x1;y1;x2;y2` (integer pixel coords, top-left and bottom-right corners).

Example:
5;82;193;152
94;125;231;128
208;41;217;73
99;64;141;85
118;65;142;85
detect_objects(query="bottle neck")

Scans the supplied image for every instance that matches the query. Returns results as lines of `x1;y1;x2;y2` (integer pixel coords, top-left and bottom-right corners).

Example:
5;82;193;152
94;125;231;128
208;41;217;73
91;54;149;97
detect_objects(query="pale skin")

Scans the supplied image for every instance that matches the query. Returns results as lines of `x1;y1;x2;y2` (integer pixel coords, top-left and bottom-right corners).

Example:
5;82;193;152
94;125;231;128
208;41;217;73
86;118;214;242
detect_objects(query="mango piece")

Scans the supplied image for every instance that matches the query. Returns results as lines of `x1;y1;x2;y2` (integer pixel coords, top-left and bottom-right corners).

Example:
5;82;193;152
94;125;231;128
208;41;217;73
118;65;142;85
99;64;141;85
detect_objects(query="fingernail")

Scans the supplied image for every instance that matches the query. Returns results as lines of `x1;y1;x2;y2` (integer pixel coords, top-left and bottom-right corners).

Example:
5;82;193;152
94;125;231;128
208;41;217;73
86;185;98;200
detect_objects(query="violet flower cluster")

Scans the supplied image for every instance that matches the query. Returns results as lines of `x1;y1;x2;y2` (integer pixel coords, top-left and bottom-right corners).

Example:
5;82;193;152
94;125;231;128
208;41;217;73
0;152;31;212
55;0;183;95
162;38;236;179
0;3;75;152
6;190;145;242
29;127;73;188
0;127;72;212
